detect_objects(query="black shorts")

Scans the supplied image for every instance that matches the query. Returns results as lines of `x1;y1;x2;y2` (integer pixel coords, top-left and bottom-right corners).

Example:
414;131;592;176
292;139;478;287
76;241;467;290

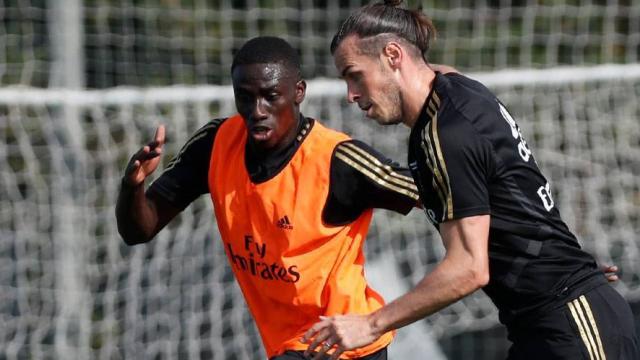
270;347;387;360
507;284;639;359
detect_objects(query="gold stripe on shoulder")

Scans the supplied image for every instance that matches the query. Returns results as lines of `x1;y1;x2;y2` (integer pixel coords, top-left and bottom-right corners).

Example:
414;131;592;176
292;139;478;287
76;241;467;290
339;142;417;186
164;131;208;171
421;97;449;218
427;100;438;118
432;91;441;107
579;296;607;360
429;113;454;220
568;300;596;360
335;152;419;200
164;120;222;171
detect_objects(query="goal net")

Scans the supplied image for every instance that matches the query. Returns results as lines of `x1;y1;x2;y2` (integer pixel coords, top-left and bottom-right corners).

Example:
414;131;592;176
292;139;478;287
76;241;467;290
4;1;639;88
1;65;639;359
2;0;640;358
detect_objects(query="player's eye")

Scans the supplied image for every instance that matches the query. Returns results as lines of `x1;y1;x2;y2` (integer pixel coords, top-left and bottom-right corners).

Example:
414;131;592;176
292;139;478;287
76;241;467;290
266;92;280;101
346;71;363;85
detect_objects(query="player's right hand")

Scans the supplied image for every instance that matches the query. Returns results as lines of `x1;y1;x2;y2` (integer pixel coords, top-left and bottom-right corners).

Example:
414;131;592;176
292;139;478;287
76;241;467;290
601;264;619;283
123;125;165;187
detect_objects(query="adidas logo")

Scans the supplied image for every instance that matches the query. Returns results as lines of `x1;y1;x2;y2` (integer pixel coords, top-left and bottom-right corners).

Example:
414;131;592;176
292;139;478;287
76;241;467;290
276;215;293;230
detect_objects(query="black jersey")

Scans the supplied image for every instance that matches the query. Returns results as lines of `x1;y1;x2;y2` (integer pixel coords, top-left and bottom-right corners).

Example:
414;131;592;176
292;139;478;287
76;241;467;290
149;114;418;226
408;72;606;326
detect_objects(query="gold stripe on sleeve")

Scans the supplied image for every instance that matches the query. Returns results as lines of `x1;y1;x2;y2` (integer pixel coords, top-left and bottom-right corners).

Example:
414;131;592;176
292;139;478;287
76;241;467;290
336;146;419;198
334;151;419;200
337;144;417;193
341;142;417;185
568;300;596;360
579;296;607;360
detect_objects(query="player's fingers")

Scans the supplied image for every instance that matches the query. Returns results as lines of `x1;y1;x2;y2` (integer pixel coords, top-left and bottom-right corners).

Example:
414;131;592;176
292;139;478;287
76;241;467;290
132;144;162;163
130;145;151;162
122;160;144;186
138;147;162;161
329;346;345;360
154;124;166;146
304;336;329;357
303;329;331;357
310;340;333;360
312;338;335;360
125;159;141;175
301;319;331;344
606;274;619;283
144;125;166;152
131;159;141;170
601;264;619;282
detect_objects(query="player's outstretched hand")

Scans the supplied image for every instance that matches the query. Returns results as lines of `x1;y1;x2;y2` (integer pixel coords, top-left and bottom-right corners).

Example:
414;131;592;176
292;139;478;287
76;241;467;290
601;264;619;283
124;125;165;187
301;314;381;360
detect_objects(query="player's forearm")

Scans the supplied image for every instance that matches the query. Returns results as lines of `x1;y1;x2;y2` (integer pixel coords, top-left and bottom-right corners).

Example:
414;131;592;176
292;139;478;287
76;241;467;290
115;180;160;245
368;250;488;335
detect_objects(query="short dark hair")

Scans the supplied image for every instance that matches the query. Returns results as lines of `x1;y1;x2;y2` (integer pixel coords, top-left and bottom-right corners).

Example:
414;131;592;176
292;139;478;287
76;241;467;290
231;36;301;78
330;0;436;62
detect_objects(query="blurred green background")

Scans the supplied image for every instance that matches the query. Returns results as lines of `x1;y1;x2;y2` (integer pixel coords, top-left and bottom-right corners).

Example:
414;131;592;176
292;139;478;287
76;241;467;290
2;0;638;87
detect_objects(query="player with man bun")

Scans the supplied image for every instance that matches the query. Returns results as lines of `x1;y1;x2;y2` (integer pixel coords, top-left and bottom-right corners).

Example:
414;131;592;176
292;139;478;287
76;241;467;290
304;1;639;359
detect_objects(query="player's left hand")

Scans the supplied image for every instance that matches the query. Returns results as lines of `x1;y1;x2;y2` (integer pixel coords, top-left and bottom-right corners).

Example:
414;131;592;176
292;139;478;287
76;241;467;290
301;314;381;360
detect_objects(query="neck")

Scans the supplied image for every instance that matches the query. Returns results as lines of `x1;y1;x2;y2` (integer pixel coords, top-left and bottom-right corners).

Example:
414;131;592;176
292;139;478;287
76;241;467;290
401;63;436;128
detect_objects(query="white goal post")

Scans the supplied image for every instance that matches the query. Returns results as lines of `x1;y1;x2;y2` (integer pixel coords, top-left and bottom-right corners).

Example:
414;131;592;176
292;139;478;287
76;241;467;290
1;64;639;359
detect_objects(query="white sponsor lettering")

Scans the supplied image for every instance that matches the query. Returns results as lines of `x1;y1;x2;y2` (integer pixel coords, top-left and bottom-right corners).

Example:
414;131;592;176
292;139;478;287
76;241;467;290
537;182;555;211
499;102;519;139
498;101;532;163
518;140;532;162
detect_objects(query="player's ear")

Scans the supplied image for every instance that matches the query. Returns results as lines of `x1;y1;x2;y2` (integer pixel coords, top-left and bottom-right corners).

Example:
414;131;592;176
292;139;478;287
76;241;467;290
295;79;306;105
382;42;403;70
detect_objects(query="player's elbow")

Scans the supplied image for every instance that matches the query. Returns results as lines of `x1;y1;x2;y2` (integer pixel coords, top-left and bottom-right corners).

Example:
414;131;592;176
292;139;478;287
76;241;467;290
121;234;147;246
117;220;154;246
468;257;490;290
458;260;490;294
472;266;490;289
115;207;157;246
118;229;148;246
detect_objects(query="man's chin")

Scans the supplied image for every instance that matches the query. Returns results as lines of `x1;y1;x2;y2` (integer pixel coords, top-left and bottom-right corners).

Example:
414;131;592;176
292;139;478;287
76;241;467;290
371;114;402;126
248;137;276;152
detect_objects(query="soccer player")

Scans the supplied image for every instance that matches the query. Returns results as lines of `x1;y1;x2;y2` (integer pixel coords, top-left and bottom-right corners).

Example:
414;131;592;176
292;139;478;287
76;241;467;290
116;36;421;359
302;1;640;359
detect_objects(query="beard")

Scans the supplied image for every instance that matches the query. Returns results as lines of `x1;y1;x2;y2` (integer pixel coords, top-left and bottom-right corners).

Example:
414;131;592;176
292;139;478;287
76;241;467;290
372;80;403;126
